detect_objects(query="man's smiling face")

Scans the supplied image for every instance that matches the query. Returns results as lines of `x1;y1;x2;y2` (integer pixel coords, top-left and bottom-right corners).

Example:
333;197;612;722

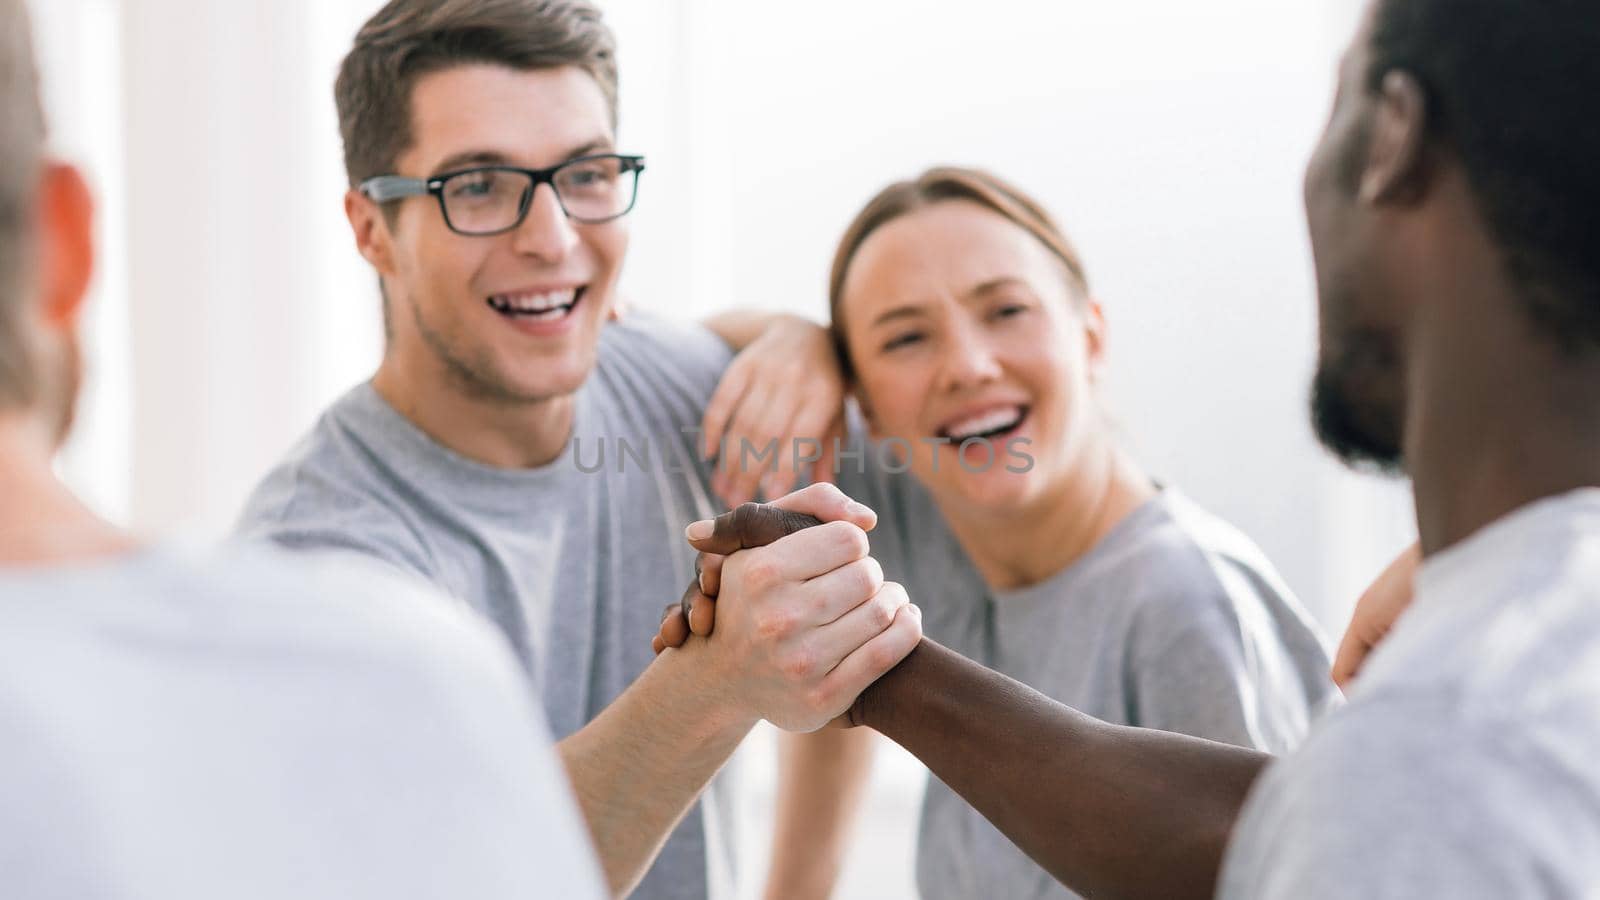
371;63;629;404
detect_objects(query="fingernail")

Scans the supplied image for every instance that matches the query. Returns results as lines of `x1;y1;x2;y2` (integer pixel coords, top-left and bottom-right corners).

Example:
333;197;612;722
686;520;713;541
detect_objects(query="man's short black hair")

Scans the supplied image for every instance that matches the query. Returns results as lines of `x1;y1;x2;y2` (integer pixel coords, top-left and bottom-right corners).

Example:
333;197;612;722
1367;0;1600;354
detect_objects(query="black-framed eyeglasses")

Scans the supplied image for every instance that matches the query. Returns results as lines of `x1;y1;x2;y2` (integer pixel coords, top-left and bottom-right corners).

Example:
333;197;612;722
358;153;645;235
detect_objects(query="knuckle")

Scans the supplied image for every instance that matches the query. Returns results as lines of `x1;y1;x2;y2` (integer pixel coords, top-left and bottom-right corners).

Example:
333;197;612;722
731;501;765;537
756;607;795;640
741;555;781;591
836;560;881;609
803;685;834;715
869;594;897;630
904;611;924;641
759;412;788;437
806;586;836;619
865;640;899;673
822;521;869;560
781;644;817;681
845;525;871;558
808;481;847;504
859;556;885;595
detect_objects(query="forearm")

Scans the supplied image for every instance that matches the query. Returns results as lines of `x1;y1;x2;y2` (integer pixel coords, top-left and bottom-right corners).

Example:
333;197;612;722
558;640;755;897
763;728;877;900
853;640;1270;900
702;310;806;351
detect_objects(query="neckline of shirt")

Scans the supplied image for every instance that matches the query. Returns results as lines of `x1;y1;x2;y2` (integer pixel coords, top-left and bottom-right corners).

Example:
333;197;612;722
349;381;599;510
1414;487;1600;609
989;486;1176;609
1352;487;1600;698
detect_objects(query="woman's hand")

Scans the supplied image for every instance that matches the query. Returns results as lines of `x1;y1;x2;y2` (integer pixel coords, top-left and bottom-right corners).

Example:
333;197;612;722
701;315;846;507
1332;542;1420;690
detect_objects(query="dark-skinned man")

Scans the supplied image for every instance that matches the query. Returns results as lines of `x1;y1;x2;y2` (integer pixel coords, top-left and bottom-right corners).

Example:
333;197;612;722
660;0;1600;896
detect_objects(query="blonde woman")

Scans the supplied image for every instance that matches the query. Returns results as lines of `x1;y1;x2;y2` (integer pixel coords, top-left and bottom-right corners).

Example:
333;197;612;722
665;167;1339;900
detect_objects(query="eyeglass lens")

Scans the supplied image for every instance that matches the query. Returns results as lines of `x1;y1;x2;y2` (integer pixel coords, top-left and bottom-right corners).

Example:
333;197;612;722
441;158;638;233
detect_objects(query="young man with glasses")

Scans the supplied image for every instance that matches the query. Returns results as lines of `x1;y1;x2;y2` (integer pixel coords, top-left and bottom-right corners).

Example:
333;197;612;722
236;1;920;897
0;2;608;895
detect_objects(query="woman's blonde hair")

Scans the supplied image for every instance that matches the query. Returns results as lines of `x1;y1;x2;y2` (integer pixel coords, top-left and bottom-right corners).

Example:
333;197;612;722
827;166;1090;381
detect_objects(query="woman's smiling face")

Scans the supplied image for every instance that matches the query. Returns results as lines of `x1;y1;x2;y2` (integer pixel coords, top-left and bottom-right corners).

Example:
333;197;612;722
838;199;1107;514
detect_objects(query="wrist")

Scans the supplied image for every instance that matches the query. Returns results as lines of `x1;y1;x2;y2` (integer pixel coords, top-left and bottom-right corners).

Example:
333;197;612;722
655;638;762;741
762;865;837;900
849;638;928;731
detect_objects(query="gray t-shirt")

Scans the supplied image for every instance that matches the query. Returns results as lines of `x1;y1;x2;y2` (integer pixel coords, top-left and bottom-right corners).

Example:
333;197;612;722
841;461;1337;900
236;314;736;900
1219;488;1600;898
0;543;603;900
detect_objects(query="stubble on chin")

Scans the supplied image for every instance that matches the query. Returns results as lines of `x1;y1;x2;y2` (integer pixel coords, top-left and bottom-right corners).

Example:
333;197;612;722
1310;330;1406;473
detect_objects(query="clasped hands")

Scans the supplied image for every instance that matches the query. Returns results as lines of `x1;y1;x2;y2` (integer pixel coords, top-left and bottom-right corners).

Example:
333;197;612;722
652;483;920;731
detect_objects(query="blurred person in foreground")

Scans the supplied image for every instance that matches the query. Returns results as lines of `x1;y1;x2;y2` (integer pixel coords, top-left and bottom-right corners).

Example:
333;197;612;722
664;0;1600;896
0;2;606;896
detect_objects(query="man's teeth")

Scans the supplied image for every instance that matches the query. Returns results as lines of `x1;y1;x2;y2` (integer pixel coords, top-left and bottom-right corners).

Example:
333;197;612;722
488;288;580;317
943;406;1024;441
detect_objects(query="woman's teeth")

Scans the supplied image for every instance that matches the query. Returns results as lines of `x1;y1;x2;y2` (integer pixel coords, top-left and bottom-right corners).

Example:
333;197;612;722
941;406;1026;441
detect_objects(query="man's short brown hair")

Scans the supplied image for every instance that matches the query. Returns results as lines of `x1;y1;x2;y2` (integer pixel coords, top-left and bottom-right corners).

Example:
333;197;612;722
335;0;618;188
0;0;47;409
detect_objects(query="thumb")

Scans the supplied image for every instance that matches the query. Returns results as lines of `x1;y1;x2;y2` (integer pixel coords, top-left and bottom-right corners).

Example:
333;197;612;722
686;502;823;555
685;483;876;554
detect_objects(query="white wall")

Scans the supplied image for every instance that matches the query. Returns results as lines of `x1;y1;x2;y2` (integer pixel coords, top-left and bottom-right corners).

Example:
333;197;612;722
31;0;128;522
34;0;386;537
28;2;1412;898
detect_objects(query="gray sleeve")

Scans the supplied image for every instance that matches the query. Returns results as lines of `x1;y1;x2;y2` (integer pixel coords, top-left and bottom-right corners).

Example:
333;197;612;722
242;522;434;583
1128;585;1315;753
235;471;439;586
1219;701;1598;899
1129;596;1275;748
